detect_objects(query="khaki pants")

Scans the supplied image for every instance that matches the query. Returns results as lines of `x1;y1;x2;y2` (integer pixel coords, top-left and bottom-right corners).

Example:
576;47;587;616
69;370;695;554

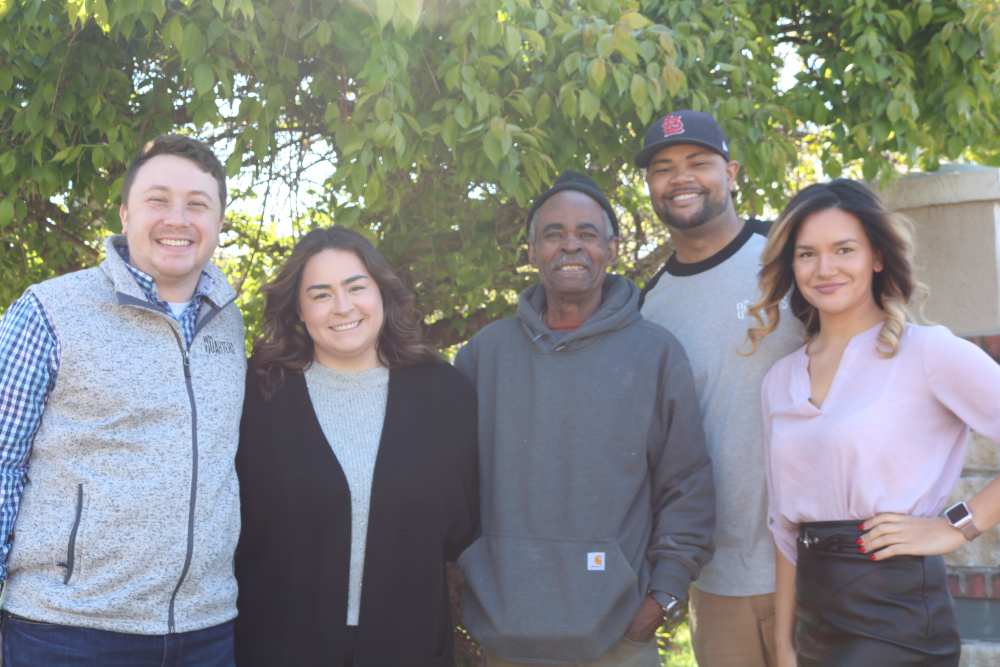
689;587;777;667
485;636;659;667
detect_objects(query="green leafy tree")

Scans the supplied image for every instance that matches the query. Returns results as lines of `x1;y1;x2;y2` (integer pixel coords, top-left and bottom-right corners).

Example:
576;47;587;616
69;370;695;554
1;0;999;350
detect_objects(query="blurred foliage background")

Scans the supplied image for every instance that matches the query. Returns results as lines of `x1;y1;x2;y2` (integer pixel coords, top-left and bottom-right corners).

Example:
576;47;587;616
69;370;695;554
3;0;999;662
2;0;999;350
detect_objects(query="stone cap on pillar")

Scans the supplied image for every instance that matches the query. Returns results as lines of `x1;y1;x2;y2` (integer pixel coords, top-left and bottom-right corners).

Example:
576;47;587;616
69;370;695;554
877;165;1000;337
880;165;1000;210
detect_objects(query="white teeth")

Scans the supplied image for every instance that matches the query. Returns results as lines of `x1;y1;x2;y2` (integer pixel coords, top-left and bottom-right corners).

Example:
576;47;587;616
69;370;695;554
332;320;362;331
557;265;586;272
159;239;193;247
672;193;700;201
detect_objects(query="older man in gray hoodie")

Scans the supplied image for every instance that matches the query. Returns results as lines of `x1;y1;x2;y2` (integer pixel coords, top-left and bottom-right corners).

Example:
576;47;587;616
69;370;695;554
456;171;715;666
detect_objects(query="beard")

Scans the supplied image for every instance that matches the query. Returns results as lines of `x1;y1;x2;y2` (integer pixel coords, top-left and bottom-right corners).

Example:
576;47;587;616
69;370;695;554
652;189;731;231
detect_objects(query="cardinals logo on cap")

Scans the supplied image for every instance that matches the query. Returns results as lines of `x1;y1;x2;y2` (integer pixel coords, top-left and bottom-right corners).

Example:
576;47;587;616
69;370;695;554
662;114;685;137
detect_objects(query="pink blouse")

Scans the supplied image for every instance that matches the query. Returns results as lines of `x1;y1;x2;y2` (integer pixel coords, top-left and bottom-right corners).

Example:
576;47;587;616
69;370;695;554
762;323;1000;565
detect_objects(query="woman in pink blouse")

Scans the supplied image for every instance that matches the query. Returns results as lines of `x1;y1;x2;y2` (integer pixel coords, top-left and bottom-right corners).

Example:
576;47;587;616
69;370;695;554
746;179;1000;666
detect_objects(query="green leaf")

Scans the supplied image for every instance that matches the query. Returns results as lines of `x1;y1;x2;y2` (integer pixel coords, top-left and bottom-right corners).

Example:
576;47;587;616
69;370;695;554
194;64;214;96
324;101;340;127
535;93;552;125
661;62;685;96
0;198;13;228
454;103;472;128
483;132;503;166
588;58;607;90
917;1;933;28
0;152;15;176
504;26;521;58
397;0;422;26
316;21;332;47
579;88;599;122
475;91;491;119
897;14;912;42
373;122;395;146
374;0;394;27
558;84;577;120
225;149;242;177
886;99;901;122
596;33;613;59
164;15;184;51
181;23;206;63
211;0;225;17
630;74;647;108
375;97;392;122
534;8;549;31
441;116;458;148
618;11;650;30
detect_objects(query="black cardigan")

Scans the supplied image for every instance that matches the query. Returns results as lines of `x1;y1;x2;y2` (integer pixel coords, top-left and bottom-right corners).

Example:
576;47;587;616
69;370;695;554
234;361;479;667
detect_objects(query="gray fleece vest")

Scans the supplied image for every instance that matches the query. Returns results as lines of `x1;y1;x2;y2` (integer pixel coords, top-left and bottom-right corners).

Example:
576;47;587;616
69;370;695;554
4;236;246;634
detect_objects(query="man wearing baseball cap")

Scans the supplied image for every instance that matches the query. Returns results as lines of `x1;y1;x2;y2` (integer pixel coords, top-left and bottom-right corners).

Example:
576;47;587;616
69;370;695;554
456;171;715;666
636;110;803;667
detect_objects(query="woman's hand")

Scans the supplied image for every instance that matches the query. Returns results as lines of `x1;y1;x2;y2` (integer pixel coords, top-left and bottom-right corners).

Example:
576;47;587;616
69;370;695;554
859;514;968;560
776;642;798;667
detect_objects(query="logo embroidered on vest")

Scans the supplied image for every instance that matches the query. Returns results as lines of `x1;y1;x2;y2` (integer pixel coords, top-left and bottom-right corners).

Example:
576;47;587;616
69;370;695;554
203;335;236;355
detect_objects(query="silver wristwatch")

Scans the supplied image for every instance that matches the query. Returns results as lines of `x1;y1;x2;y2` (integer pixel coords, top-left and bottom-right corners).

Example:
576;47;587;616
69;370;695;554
944;501;982;541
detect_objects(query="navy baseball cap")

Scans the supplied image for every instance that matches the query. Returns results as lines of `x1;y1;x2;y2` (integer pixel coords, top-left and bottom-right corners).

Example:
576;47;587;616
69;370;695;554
634;110;730;167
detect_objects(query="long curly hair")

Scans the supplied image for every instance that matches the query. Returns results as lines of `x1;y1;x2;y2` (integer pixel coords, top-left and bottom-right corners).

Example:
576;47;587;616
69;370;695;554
251;226;439;396
746;179;923;357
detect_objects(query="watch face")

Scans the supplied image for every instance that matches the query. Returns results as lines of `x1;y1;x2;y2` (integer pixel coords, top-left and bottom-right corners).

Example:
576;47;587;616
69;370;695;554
946;503;970;524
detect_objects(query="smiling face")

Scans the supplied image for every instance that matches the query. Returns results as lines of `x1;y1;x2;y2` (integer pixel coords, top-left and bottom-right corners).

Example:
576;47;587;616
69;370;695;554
792;207;883;323
119;154;224;301
645;143;739;233
298;248;385;372
528;190;618;302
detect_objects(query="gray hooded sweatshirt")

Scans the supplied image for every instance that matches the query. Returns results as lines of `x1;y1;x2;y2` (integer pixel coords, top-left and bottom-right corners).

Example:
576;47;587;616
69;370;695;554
455;275;714;664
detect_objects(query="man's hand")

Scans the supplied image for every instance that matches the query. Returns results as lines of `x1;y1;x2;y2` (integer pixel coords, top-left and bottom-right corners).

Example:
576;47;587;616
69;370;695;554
624;594;663;642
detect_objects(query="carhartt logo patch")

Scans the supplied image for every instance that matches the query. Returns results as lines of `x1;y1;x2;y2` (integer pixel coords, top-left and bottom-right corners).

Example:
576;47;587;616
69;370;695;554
587;552;606;571
662;114;685;137
203;335;236;355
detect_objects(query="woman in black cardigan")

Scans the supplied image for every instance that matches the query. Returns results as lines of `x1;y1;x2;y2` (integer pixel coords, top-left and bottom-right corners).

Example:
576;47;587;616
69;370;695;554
235;227;478;667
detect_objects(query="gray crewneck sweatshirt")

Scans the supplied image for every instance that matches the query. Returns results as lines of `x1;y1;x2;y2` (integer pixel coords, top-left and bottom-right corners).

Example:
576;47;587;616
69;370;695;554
641;224;804;596
304;363;389;626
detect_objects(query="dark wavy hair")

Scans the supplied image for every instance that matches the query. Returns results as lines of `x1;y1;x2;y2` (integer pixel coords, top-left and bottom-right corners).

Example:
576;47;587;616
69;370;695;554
747;179;923;357
252;226;439;396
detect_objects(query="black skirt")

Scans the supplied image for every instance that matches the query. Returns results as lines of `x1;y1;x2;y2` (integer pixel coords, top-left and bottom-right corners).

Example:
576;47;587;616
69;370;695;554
795;520;961;667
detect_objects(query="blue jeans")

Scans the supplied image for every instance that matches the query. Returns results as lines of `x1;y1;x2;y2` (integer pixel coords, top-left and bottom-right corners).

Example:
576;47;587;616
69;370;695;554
1;612;235;666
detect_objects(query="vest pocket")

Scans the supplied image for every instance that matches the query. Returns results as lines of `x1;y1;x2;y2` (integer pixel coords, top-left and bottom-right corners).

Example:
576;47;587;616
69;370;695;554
57;484;83;584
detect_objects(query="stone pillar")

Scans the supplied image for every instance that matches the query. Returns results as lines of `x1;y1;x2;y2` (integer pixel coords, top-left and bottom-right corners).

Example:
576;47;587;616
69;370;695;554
881;166;1000;666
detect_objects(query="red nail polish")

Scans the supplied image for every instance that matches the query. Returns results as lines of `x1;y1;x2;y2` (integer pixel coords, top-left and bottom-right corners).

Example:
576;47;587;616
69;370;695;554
869;554;877;561
857;546;865;553
855;538;863;545
858;523;866;531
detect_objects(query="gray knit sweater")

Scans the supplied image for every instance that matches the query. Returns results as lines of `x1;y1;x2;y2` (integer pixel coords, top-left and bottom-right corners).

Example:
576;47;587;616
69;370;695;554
304;363;389;626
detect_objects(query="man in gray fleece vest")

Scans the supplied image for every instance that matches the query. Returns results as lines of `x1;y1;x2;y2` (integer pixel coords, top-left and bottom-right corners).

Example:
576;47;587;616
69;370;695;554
0;135;245;665
456;171;715;666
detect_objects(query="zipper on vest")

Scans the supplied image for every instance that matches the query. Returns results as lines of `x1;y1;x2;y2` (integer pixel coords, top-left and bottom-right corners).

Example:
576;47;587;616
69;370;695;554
58;484;84;584
167;335;199;635
117;293;235;633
